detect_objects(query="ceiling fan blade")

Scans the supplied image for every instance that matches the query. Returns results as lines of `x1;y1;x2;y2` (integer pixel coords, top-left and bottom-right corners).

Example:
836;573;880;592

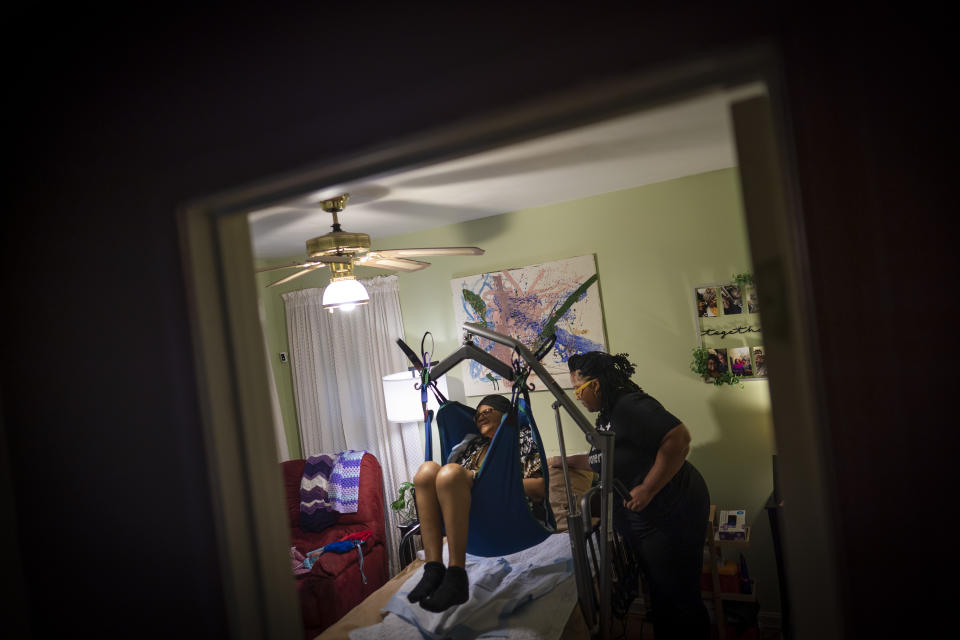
255;260;324;273
375;247;484;258
266;263;326;287
360;256;431;272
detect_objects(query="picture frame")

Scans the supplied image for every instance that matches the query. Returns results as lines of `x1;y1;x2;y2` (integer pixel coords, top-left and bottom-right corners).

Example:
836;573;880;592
692;279;765;383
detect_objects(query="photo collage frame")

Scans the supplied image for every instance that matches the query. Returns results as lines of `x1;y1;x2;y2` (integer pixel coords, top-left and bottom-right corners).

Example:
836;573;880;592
693;281;766;382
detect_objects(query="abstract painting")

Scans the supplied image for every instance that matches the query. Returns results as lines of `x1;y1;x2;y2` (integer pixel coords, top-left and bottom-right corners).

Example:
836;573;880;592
450;254;607;396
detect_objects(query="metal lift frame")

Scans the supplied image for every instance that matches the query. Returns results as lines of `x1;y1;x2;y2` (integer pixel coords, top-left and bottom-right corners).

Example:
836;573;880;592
461;323;616;640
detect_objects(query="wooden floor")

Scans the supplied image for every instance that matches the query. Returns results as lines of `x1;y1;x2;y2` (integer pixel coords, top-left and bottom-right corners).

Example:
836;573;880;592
619;612;781;640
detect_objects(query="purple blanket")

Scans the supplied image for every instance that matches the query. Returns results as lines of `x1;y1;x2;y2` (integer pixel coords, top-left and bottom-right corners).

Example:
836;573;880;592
299;450;367;533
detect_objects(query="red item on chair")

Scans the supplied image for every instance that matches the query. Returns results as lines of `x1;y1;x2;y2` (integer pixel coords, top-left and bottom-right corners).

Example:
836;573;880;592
339;529;373;543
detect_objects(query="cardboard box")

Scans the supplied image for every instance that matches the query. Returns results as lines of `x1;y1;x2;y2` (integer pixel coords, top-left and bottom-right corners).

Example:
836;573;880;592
718;509;746;540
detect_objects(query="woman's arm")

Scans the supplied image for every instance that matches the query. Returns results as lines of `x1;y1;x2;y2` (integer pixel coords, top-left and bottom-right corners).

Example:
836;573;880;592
522;476;546;502
624;422;691;512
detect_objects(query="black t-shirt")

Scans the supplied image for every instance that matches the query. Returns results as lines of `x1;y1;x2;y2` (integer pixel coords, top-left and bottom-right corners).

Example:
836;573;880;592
589;390;695;514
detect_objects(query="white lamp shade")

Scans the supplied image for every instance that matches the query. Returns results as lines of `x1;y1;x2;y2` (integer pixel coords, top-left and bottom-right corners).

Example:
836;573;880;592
322;278;370;310
381;370;448;423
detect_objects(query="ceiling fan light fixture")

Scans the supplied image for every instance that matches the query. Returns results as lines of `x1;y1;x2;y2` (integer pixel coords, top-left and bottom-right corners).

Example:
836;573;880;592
260;192;486;287
322;277;369;313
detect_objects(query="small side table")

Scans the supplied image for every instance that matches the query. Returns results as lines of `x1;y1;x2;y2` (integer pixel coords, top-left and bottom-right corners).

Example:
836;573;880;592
703;505;756;640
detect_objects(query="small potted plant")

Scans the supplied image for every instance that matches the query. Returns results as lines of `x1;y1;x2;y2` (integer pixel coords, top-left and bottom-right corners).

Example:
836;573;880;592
731;272;754;290
391;481;418;527
690;346;743;388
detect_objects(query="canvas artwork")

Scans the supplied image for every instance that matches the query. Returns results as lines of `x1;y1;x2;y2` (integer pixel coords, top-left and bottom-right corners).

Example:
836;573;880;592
450;254;607;396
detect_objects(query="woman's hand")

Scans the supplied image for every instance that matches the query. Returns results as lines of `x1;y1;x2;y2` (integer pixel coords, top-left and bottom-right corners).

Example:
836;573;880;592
624;484;654;512
623;423;692;512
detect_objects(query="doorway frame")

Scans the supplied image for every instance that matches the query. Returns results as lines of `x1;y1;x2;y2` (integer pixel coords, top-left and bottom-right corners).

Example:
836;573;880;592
179;41;842;639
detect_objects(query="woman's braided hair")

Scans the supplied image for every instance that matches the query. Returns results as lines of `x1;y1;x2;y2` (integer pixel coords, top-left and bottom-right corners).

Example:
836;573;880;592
567;351;642;426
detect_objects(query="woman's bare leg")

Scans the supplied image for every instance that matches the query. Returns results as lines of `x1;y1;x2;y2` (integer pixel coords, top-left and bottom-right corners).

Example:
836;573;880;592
419;463;474;612
413;461;443;563
407;461;447;604
434;463;474;568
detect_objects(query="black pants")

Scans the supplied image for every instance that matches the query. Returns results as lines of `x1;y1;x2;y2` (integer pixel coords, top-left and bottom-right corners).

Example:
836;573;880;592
616;468;711;640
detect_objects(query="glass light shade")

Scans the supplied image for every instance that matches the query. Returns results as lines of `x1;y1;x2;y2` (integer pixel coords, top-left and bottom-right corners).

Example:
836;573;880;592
381;370;448;423
322;278;370;311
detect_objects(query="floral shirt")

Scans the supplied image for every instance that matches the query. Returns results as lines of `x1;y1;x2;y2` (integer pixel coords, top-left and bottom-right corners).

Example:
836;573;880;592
450;425;547;524
450;428;543;478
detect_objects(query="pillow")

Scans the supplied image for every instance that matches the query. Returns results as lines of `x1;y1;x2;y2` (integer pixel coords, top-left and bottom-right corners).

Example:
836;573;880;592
547;455;595;533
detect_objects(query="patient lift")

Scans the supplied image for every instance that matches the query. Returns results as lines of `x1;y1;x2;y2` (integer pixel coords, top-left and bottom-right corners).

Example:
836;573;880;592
396;323;629;640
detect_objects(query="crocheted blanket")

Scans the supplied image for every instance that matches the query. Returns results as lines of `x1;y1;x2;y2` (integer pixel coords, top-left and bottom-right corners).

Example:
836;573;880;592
299;450;366;532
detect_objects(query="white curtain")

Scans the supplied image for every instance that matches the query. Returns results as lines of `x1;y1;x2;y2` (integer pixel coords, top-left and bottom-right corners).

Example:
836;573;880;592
282;275;415;575
282;289;349;455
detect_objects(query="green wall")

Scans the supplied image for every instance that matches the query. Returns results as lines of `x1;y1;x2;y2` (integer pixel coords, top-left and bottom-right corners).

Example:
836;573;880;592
255;167;781;613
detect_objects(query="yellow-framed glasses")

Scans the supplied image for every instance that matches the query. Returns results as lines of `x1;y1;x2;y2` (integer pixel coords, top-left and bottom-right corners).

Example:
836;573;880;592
574;378;596;398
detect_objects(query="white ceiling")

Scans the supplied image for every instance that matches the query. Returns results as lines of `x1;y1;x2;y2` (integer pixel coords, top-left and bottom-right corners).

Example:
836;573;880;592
247;85;763;260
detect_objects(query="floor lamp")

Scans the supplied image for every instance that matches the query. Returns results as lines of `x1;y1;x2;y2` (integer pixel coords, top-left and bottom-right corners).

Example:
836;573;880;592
381;370;448;477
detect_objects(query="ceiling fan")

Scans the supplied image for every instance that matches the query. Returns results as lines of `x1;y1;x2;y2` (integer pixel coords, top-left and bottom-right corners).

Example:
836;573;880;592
256;193;485;289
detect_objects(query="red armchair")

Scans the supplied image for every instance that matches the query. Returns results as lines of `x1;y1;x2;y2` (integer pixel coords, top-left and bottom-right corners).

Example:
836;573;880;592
282;453;390;639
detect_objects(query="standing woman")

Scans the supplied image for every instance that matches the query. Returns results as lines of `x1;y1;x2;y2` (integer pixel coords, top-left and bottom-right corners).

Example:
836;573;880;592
569;352;711;639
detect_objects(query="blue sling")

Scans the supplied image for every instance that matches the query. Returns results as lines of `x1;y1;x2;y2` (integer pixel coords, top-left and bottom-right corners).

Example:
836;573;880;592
425;389;556;557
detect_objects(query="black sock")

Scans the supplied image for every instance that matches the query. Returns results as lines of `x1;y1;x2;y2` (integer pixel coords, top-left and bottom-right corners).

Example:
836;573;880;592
419;566;469;612
407;561;446;603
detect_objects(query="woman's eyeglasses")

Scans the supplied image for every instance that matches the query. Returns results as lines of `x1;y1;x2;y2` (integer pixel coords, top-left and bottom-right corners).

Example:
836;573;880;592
574;378;596;398
475;407;498;422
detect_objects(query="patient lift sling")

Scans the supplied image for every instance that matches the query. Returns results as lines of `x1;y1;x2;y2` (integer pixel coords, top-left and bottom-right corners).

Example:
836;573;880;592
427;385;556;557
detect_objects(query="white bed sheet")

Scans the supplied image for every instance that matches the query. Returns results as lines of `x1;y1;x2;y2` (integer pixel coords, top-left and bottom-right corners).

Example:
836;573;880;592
349;533;577;640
